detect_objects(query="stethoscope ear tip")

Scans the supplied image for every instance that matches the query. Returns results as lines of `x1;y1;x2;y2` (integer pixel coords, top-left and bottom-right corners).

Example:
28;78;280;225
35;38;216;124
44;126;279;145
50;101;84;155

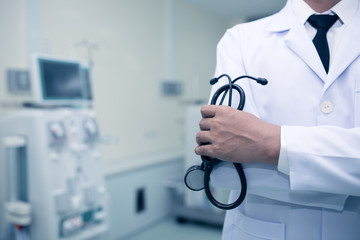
210;78;218;85
256;77;268;85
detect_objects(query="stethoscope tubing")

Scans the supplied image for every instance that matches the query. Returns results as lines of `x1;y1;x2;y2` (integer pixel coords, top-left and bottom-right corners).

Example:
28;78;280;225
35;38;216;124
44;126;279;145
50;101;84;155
201;76;248;210
185;74;267;210
203;160;247;210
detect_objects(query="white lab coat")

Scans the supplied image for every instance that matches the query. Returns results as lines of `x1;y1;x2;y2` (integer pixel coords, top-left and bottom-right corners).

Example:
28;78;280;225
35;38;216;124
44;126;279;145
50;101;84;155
210;1;360;239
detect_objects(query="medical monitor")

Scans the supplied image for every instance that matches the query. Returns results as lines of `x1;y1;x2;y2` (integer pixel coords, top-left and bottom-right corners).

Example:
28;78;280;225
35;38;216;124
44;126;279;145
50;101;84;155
31;55;92;105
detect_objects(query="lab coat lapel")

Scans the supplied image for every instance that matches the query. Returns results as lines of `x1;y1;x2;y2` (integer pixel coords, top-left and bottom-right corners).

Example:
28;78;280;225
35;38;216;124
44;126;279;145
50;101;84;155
327;7;360;88
268;2;327;81
284;21;327;81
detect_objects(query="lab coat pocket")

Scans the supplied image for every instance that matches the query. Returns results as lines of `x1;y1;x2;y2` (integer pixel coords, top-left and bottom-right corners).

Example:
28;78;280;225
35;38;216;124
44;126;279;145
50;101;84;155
231;210;285;240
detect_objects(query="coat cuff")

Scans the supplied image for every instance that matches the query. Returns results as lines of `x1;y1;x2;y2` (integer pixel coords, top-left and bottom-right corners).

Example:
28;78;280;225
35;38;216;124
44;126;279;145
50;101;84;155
277;126;289;175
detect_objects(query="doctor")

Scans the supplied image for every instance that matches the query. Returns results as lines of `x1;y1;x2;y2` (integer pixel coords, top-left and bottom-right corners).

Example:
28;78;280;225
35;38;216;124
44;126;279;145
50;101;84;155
195;0;360;239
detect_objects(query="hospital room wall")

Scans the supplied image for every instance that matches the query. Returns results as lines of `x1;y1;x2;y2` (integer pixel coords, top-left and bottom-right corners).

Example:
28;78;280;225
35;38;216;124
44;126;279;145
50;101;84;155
174;1;230;101
0;1;230;239
0;0;230;165
0;0;30;114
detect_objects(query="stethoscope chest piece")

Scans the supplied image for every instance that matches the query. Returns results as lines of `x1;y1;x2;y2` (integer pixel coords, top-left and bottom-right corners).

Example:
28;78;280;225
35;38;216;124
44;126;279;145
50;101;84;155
184;165;205;191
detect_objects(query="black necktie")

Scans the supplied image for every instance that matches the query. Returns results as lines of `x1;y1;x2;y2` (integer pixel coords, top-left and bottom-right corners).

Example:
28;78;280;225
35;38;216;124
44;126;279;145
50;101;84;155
307;14;339;73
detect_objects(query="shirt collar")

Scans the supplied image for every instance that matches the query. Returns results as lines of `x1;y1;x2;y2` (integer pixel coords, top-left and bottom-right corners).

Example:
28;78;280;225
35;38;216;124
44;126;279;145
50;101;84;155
291;0;358;25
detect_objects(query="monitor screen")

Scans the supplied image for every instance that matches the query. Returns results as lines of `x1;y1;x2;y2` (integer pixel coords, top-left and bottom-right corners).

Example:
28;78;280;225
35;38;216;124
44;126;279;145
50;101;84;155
32;55;92;104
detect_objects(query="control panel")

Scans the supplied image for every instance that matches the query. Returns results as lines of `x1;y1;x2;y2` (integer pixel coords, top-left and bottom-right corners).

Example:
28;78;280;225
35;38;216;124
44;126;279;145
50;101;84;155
0;109;108;239
48;121;67;144
44;110;107;238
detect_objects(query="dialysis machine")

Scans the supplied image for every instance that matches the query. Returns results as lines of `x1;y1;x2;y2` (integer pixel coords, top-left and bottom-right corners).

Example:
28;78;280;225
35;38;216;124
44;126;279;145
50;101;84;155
0;55;108;240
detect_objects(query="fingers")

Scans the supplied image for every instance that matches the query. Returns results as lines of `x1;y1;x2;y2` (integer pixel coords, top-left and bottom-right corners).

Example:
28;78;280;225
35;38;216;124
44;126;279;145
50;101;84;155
196;131;212;145
195;130;214;158
194;144;213;157
201;104;233;118
196;105;229;158
199;118;211;130
199;105;216;130
200;105;216;118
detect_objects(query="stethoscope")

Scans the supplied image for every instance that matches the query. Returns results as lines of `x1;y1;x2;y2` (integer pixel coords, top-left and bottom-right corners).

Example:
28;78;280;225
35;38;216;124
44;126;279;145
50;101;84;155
184;74;268;210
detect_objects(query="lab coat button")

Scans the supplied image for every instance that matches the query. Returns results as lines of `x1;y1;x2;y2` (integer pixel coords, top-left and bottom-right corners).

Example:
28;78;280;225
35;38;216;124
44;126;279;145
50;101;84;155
320;101;334;114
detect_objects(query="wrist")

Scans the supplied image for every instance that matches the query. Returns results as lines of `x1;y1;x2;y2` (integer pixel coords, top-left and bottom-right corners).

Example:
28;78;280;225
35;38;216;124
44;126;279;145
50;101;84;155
264;123;281;165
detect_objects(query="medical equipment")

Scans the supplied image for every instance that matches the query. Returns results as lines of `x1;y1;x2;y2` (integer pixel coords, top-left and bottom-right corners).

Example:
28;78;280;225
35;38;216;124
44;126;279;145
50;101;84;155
31;54;92;105
184;74;268;210
0;55;108;240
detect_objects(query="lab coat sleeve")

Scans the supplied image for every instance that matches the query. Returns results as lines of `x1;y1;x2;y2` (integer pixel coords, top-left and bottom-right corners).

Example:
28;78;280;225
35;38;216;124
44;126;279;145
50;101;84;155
209;27;267;189
284;125;360;197
210;27;260;116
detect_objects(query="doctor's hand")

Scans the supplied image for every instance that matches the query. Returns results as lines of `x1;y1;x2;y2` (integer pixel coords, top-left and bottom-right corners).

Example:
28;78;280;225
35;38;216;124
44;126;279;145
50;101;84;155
194;105;281;165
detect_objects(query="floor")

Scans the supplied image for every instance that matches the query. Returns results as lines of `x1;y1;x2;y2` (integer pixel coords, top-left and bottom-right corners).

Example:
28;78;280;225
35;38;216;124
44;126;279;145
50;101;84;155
126;217;223;240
